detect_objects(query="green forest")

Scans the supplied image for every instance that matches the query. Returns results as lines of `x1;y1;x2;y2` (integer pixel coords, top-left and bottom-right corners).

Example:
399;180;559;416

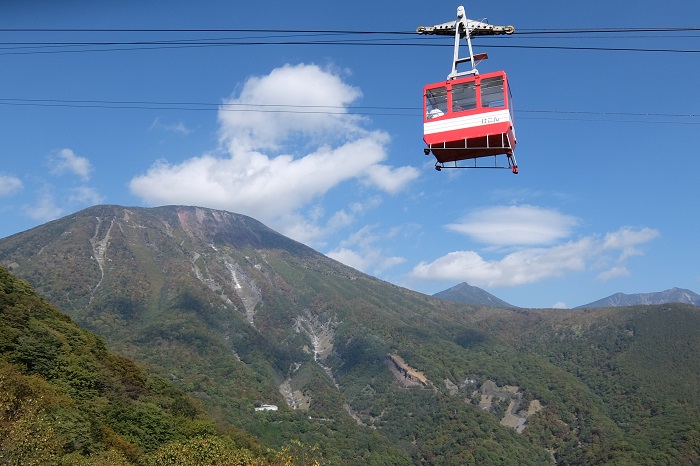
0;266;322;465
4;263;700;464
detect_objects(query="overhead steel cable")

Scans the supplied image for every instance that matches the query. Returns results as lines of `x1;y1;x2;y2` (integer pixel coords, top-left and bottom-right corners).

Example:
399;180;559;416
515;27;700;34
478;44;700;53
2;30;698;49
0;26;698;55
1;98;698;124
0;97;414;110
1;41;698;56
1;27;699;33
0;98;418;116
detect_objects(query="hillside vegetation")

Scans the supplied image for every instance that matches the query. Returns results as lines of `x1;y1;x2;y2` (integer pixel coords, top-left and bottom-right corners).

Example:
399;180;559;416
1;205;699;465
0;266;324;465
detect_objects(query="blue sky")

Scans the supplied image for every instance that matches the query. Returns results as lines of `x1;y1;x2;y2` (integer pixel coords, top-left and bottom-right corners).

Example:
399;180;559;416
1;0;699;308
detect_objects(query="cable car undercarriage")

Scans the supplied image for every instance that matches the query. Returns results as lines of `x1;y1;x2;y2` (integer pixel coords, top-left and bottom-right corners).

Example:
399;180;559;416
424;132;518;173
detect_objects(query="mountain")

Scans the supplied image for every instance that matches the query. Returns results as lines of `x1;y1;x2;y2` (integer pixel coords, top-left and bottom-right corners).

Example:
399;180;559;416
1;204;699;464
577;287;700;308
433;282;516;308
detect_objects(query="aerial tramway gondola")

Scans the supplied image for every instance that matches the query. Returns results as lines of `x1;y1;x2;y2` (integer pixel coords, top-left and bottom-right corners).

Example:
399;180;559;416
418;6;518;173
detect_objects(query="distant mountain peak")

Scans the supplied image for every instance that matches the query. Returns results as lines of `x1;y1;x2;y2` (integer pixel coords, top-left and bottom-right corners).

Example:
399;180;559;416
433;282;516;308
576;287;700;308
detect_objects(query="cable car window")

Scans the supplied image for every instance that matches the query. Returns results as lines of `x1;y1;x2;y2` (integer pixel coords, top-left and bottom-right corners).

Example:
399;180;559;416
425;87;448;119
481;76;505;108
452;82;477;112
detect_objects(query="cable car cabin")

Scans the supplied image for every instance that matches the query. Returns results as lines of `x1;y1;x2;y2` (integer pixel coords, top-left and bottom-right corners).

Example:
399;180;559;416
423;70;518;173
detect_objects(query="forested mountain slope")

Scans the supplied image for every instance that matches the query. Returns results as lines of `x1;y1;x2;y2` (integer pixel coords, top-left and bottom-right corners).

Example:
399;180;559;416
0;265;319;465
1;205;698;465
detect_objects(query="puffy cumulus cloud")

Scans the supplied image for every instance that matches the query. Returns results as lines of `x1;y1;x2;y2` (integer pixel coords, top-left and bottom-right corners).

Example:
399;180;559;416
447;205;579;246
131;135;394;221
411;239;591;287
130;64;418;241
411;226;658;288
49;148;92;181
0;174;23;197
218;63;363;152
362;164;422;195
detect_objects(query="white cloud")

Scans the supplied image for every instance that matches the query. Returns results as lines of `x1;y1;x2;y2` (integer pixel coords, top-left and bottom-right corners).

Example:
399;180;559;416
130;135;393;220
218;63;364;153
150;117;192;135
49;148;92;181
447;205;580;246
327;246;406;275
595;226;659;280
68;186;104;205
411;226;659;288
22;184;103;223
280;198;384;247
596;265;629;281
327;224;406;275
552;302;568;309
601;226;659;258
25;190;63;221
362;164;422;195
326;247;368;271
0;174;23;197
130;64;419;242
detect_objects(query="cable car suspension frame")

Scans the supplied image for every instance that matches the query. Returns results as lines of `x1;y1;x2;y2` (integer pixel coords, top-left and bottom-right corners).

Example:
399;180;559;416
418;6;519;173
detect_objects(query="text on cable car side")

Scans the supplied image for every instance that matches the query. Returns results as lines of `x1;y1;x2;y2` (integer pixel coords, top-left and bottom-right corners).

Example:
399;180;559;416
417;6;519;173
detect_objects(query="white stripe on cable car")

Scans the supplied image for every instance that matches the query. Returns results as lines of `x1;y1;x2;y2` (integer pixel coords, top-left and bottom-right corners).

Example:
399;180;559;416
424;109;511;135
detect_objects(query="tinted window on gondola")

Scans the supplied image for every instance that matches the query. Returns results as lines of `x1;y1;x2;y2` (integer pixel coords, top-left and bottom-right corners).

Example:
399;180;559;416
481;76;505;108
452;82;477;112
425;87;448;119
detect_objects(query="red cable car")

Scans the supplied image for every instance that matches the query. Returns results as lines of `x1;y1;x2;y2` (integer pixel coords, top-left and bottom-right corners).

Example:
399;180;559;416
418;6;518;173
423;69;517;172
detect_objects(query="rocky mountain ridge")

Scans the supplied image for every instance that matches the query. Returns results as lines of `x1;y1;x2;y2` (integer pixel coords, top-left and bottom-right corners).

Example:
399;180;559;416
576;287;700;308
432;282;700;310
